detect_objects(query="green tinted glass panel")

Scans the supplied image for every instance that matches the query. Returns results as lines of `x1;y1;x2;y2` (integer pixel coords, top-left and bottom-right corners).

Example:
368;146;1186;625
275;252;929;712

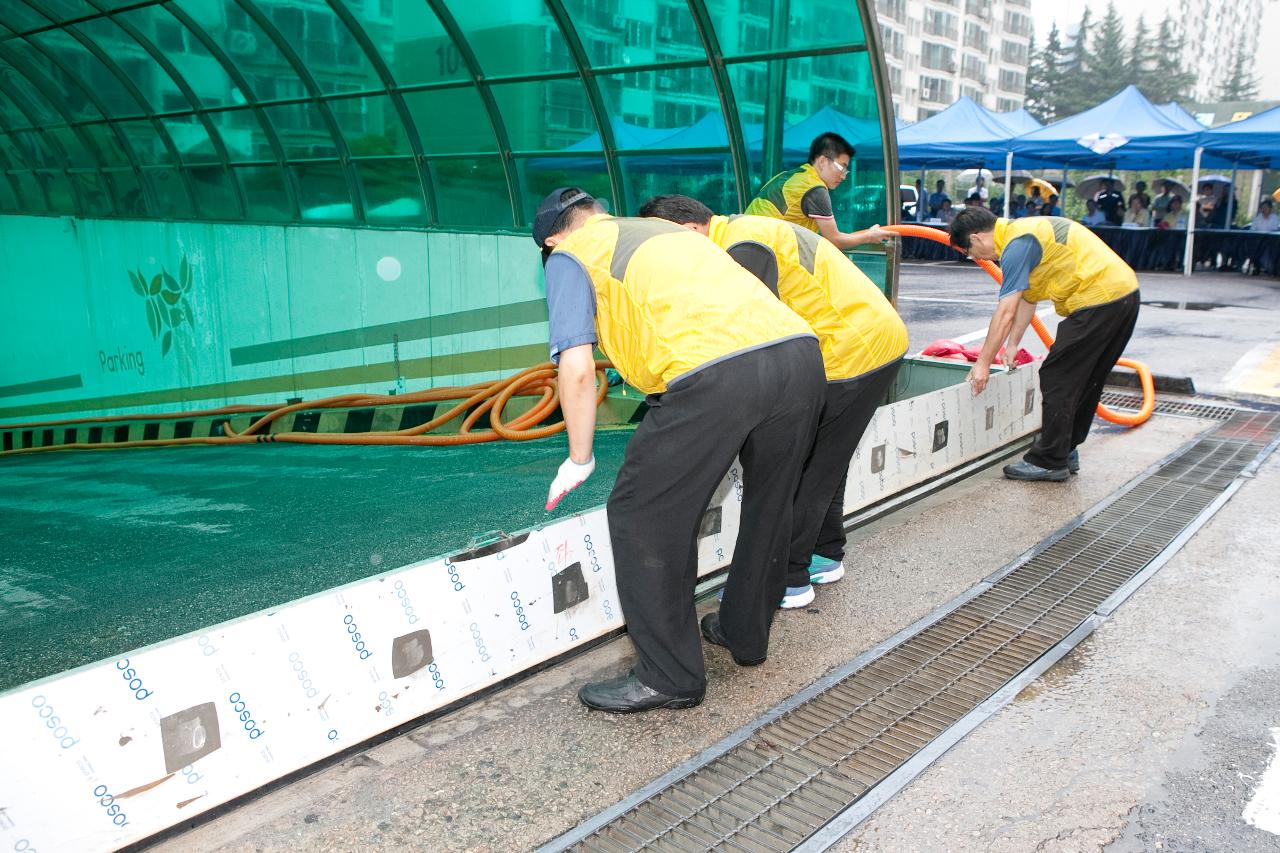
9;129;63;169
0;175;19;211
188;165;241;218
80;123;131;168
252;0;381;96
429;158;510;228
79;18;196;115
12;172;49;212
595;65;721;145
159;117;222;164
46;126;95;168
69;171;114;216
31;31;148;120
104;167;150;216
439;1;573;77
205;108;277;163
355;158;426;225
264;103;335;158
0;89;32;129
117;7;243;108
174;0;309;104
115;119;173;166
515;156;611;222
331;95;409;157
143;167;195;218
618;152;737;217
725;60;773;190
0;63;63;126
402;88;496;155
3;40;103;123
24;0;98;22
294;161;354;222
236;164;292;220
0;130;35;169
340;0;464;88
784;0;867;52
0;5;51;33
490;80;596;152
40;170;77;213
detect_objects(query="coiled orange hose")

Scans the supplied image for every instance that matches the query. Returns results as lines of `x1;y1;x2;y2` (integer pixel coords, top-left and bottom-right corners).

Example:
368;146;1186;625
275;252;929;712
1;361;611;456
886;223;1154;426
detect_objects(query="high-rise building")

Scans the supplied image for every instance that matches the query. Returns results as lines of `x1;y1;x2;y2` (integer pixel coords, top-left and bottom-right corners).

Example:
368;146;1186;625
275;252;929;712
1173;0;1265;101
874;0;1033;122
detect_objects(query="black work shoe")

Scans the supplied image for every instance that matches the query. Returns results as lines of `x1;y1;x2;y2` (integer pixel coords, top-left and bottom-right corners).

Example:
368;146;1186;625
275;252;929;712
1004;461;1070;482
578;671;703;713
700;612;767;666
1068;449;1080;474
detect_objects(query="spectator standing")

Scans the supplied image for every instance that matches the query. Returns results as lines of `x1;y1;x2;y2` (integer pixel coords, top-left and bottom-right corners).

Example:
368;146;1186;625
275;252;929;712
1123;196;1151;227
1096;179;1125;226
1081;198;1107;226
1129;181;1151;211
928;179;949;217
1044;194;1063;217
1151;180;1176;220
1251;200;1280;232
972;175;990;201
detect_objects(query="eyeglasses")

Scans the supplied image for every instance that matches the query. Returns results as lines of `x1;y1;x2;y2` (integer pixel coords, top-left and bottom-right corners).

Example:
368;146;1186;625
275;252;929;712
826;158;849;175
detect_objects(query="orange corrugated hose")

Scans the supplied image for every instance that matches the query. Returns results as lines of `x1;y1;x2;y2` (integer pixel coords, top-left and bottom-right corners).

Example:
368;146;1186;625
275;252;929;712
886;223;1154;426
1;361;611;456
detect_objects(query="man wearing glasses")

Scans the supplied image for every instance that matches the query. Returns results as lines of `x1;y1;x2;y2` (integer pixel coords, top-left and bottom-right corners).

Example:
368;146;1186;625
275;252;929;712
746;132;892;249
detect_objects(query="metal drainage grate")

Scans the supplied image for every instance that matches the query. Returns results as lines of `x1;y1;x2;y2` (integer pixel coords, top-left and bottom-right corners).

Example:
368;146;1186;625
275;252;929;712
545;412;1280;853
1098;390;1243;421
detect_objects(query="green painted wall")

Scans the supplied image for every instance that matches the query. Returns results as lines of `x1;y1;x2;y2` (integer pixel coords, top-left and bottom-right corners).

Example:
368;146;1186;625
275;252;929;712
0;216;550;423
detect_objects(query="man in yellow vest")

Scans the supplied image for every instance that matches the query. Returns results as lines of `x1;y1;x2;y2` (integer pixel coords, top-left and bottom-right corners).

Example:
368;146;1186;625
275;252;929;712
746;132;893;249
948;207;1140;481
533;187;826;713
638;194;908;610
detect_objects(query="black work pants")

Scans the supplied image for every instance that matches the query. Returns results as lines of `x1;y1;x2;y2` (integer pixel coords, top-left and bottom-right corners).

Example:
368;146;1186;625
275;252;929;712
1025;291;1140;471
785;358;902;589
608;337;825;698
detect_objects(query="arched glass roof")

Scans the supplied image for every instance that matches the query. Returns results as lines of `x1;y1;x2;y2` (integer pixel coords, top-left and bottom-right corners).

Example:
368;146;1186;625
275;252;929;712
0;0;895;231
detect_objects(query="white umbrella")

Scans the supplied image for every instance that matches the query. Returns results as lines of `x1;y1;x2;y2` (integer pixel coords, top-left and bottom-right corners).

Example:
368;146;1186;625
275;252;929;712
1197;174;1232;185
992;169;1032;181
957;168;994;183
1075;174;1125;200
1154;178;1190;200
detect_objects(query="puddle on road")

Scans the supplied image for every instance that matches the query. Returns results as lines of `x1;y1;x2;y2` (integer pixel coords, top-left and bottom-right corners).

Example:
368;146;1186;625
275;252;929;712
1141;300;1237;311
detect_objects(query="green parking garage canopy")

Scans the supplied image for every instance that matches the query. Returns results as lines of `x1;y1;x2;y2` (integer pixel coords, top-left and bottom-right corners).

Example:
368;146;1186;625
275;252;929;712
0;0;895;232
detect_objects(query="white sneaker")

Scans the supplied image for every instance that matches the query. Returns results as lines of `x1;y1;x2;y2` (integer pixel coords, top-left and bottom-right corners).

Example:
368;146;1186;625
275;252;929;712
780;584;816;609
808;555;845;585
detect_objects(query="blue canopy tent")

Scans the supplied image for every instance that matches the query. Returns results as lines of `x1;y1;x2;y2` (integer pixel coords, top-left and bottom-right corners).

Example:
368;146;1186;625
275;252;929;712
994;108;1043;135
896;96;1024;169
1198;104;1280;168
782;105;883;159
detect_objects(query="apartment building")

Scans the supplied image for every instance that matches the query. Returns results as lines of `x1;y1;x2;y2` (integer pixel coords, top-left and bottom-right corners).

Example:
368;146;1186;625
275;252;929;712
875;0;1032;122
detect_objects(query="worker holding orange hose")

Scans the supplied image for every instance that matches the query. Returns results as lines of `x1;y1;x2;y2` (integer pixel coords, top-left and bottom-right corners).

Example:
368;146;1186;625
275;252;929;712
947;207;1141;482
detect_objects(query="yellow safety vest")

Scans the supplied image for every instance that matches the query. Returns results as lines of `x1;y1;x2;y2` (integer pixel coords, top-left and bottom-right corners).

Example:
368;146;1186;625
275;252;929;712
994;217;1138;317
745;164;828;232
707;215;908;381
551;214;814;395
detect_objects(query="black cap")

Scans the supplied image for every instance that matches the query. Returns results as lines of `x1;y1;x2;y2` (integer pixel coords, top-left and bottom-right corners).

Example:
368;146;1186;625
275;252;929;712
532;187;594;248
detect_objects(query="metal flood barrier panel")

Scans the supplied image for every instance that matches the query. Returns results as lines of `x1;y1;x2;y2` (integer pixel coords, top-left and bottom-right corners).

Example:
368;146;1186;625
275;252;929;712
0;366;1041;852
546;411;1280;853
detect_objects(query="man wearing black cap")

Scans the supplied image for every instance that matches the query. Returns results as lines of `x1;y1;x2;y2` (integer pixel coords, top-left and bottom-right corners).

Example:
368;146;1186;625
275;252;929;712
534;187;826;713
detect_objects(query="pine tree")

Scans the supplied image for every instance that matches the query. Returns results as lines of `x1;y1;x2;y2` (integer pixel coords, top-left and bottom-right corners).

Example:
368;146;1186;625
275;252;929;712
1217;50;1260;100
1148;14;1197;103
1084;3;1131;103
1025;23;1066;123
1057;7;1092;116
1126;15;1153;96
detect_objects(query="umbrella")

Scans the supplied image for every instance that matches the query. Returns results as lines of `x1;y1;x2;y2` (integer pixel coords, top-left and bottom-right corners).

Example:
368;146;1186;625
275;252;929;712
1197;174;1232;185
1076;174;1125;200
993;170;1033;181
957;168;994;183
1154;177;1190;200
1023;178;1058;199
1273;187;1280;203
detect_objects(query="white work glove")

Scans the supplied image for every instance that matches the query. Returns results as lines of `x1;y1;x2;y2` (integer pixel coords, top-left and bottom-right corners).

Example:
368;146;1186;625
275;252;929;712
546;455;595;511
